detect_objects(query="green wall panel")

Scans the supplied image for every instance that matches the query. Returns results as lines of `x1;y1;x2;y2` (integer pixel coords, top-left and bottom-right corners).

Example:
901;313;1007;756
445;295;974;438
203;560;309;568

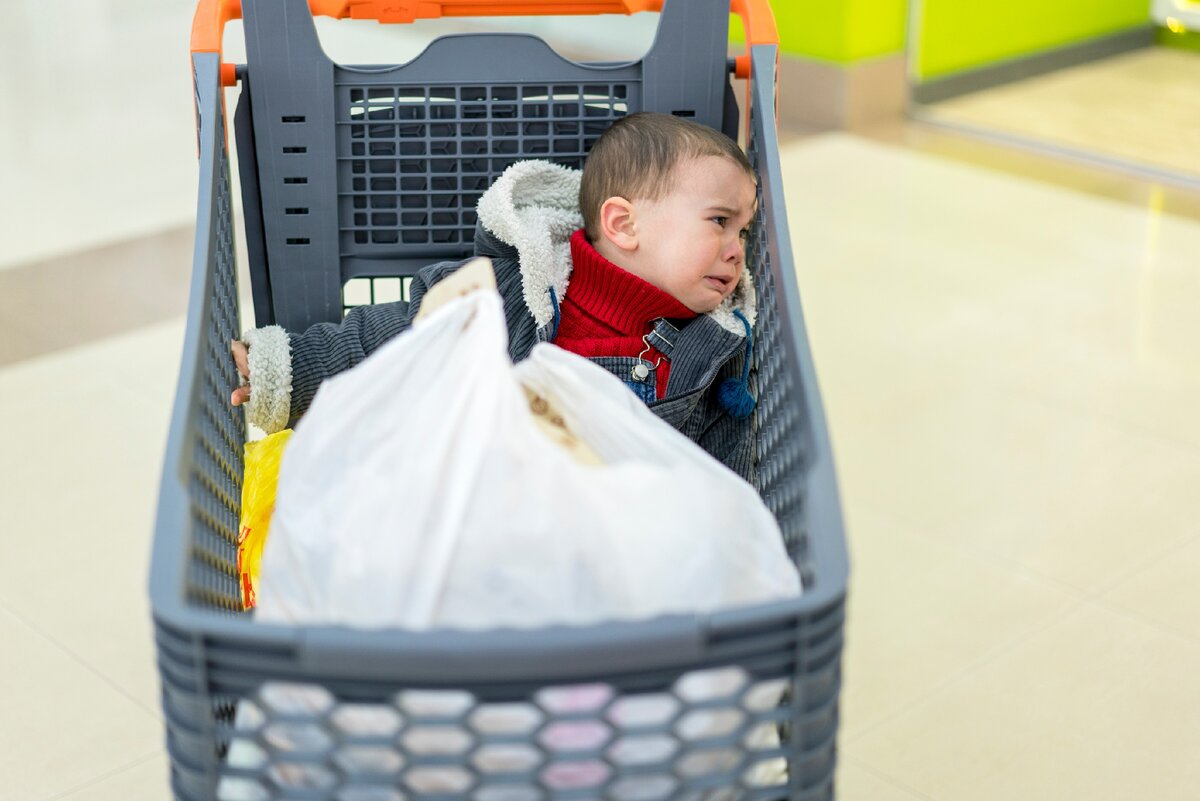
843;0;908;60
754;1;1154;74
773;3;847;61
917;0;1152;79
755;0;906;63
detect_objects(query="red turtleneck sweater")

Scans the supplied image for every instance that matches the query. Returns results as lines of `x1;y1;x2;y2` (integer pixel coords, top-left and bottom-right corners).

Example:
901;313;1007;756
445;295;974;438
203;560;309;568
554;229;697;399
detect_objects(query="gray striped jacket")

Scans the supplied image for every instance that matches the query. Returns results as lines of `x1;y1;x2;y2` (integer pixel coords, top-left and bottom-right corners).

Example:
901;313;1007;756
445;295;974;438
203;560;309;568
243;161;758;482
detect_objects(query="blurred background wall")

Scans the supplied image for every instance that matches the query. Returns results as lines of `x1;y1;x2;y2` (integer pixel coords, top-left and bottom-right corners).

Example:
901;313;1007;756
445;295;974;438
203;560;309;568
758;0;1197;185
915;0;1152;79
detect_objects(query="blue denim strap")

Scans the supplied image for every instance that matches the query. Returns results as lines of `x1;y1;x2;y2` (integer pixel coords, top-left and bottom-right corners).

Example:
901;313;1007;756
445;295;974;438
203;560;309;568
645;318;680;359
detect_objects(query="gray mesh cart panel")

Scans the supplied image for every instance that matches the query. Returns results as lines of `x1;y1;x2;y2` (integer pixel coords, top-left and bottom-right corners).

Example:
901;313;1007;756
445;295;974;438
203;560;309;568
153;4;848;800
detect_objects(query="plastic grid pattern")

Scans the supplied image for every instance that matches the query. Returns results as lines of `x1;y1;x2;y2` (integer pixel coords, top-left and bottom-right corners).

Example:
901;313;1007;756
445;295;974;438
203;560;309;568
189;86;247;614
215;670;793;801
743;111;808;585
336;82;631;253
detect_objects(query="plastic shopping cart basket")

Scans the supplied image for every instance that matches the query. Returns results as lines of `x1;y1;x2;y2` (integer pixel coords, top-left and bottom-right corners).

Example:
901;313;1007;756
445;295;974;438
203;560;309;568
151;0;849;799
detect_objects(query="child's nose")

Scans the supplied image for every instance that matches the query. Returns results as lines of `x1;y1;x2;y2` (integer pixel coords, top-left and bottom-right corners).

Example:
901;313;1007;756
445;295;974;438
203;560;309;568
722;235;744;263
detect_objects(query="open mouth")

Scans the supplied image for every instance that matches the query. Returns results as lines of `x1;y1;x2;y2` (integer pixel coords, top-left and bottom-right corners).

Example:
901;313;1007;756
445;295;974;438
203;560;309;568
705;275;733;292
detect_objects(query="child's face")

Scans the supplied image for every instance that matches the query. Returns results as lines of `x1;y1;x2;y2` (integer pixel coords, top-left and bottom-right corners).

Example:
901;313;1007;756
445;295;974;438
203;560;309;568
630;155;757;313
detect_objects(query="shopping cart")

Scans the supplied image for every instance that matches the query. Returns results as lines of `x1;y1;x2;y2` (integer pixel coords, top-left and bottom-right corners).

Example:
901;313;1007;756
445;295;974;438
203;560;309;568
152;0;849;798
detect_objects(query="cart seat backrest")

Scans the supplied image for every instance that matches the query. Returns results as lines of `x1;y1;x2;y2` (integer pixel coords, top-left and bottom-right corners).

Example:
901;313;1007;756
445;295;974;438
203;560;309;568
238;0;736;330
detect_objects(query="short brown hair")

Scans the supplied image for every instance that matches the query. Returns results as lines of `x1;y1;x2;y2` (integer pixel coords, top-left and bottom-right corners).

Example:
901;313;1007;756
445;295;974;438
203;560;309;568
579;112;755;240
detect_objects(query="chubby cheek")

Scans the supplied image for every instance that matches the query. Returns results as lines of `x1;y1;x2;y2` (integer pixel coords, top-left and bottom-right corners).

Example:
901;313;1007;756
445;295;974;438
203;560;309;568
688;235;725;272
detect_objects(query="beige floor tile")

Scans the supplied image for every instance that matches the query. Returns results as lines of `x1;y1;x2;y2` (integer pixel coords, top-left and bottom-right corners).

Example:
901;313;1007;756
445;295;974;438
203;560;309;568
0;388;157;504
0;320;179;496
115;317;191;407
783;138;1200;448
782;134;1139;381
0;310;41;365
780;136;1200;591
844;381;1200;593
926;48;1200;179
859;120;1200;223
53;753;169;801
840;508;1079;738
0;400;166;714
0;316;186;404
848;603;1200;801
836;758;931;801
892;203;1200;449
0;228;193;366
0;608;161;801
1100;532;1200;643
0;320;185;714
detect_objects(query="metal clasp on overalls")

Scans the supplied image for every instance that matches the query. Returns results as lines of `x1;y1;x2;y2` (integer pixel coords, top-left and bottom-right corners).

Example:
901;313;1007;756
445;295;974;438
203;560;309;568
631;333;662;382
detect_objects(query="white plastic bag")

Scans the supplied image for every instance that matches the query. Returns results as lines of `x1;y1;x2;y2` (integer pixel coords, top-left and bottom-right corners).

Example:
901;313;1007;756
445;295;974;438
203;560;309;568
222;288;798;800
256;287;799;628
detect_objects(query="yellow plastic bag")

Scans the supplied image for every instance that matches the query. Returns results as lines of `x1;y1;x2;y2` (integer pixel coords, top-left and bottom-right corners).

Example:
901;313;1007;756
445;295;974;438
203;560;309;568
237;429;292;610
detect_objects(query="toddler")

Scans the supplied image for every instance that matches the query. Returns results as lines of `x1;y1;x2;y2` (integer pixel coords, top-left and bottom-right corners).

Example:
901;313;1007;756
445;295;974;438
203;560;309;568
232;112;761;480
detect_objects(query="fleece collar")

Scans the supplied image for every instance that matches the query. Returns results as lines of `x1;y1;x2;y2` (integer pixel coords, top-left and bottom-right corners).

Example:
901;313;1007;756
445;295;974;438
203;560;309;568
474;160;758;337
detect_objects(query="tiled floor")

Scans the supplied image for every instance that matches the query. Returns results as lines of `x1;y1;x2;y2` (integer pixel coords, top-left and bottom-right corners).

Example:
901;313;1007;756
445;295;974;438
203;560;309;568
921;47;1200;182
787;134;1200;799
4;3;1200;800
0;321;181;799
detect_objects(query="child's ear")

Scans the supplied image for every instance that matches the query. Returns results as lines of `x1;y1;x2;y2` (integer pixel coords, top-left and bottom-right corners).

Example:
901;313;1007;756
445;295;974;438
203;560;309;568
599;197;638;252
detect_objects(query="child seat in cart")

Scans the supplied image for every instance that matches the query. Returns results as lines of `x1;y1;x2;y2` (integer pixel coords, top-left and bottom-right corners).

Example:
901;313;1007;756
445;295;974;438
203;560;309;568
152;0;849;799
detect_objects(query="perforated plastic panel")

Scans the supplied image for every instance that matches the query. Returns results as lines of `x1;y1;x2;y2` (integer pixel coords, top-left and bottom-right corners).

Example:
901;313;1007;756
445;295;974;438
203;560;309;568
744;114;808;583
215;669;793;801
185;62;247;613
339;82;631;251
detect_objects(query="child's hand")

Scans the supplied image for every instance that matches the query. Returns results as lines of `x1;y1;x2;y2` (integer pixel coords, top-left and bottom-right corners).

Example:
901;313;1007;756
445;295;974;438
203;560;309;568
230;340;251;406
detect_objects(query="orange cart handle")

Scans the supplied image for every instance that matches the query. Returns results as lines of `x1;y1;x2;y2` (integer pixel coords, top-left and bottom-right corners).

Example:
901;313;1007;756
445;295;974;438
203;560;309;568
192;0;776;84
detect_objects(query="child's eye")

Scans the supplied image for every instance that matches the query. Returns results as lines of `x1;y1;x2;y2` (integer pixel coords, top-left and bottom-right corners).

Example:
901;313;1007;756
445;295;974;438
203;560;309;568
738;227;751;242
711;216;728;227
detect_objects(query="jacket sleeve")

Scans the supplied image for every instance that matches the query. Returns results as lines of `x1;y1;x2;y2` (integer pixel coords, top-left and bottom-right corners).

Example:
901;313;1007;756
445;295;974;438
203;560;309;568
242;258;468;433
